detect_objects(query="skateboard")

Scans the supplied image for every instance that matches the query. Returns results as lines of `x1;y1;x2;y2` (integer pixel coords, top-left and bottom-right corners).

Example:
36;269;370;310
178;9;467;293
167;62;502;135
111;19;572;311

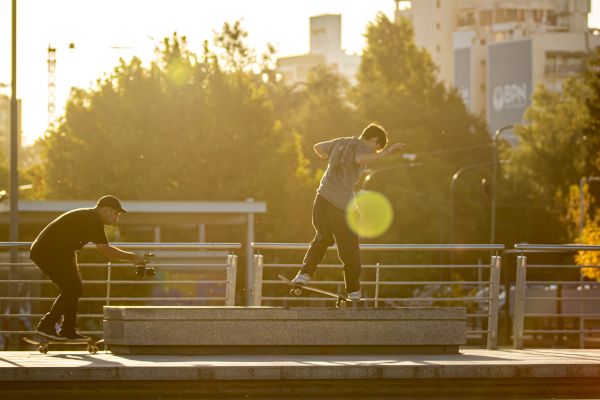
277;274;352;308
23;335;104;354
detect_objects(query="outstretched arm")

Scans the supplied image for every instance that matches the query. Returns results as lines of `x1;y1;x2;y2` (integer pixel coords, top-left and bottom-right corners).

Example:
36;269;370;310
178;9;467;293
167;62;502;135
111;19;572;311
313;142;331;159
96;243;145;264
356;143;406;166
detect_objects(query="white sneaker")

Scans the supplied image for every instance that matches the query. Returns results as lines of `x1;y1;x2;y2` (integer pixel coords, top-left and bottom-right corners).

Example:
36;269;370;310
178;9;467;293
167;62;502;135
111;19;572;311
291;272;311;285
347;290;362;301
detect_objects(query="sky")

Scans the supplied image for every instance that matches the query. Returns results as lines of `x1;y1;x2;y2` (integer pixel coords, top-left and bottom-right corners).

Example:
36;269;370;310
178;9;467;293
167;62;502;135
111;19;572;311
0;0;599;146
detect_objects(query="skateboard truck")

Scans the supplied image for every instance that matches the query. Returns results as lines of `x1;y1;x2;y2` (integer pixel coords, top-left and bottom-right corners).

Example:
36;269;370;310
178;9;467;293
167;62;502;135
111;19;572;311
136;252;156;277
278;274;352;308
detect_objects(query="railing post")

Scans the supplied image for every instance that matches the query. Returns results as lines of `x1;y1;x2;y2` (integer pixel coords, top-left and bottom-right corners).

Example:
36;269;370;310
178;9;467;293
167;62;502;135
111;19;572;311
252;254;264;306
487;255;501;349
225;255;237;306
513;255;527;349
106;261;112;306
374;262;380;308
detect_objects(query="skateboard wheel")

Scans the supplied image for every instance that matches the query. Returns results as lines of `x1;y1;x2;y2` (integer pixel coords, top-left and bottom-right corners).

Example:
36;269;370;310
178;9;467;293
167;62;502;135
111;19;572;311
88;345;98;354
336;300;347;308
39;345;48;354
290;288;302;296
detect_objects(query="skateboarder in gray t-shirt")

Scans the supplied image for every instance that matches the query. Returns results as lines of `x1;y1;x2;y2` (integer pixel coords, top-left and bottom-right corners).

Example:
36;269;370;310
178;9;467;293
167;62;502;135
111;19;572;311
291;123;405;299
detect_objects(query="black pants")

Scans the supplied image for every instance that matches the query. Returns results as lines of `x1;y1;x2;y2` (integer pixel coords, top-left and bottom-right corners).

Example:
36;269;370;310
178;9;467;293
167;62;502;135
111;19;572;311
300;195;361;293
30;250;82;333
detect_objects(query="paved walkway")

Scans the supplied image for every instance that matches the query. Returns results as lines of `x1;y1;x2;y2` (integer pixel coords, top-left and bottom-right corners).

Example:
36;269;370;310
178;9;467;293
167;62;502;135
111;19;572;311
2;349;600;398
1;348;600;380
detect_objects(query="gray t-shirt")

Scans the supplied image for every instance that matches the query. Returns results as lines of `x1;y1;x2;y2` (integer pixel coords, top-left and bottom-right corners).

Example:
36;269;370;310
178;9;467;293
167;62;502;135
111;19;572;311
316;136;373;210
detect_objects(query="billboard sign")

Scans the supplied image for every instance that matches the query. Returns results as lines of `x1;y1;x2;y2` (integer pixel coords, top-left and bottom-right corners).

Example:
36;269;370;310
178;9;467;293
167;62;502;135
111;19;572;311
454;47;471;110
487;39;532;135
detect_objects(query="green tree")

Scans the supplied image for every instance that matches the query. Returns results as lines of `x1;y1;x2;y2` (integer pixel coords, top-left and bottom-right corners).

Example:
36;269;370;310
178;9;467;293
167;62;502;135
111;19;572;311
275;65;360;169
503;56;595;244
352;14;491;245
37;26;313;244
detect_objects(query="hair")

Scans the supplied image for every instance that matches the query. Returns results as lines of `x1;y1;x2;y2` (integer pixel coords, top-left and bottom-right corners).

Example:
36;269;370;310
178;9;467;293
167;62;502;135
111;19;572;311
359;123;388;149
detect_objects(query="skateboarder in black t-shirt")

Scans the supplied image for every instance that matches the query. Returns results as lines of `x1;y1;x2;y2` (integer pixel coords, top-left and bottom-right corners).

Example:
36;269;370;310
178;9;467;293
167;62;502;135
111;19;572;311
30;195;145;340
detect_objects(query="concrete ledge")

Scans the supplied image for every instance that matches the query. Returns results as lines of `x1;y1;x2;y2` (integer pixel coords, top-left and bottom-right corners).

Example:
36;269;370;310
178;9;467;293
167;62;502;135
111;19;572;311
103;306;466;355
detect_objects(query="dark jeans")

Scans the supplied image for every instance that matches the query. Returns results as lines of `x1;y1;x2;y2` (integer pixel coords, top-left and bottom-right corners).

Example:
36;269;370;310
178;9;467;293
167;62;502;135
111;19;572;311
300;195;361;293
30;250;82;332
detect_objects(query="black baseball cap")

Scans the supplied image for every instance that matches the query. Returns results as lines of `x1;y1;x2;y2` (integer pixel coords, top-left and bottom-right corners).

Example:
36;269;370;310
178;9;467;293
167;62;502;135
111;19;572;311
96;195;127;213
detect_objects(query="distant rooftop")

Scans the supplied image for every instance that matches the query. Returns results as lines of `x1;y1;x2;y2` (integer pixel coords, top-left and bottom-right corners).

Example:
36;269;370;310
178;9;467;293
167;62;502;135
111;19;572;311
0;200;266;225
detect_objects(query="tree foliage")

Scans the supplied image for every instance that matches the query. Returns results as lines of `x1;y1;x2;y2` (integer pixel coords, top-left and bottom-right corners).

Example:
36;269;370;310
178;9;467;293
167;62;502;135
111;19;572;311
34;27;315;244
503;50;600;250
351;14;491;244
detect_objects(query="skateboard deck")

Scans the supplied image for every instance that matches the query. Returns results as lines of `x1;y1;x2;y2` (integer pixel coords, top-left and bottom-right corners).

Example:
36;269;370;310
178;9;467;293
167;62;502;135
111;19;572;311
23;335;103;354
278;274;352;308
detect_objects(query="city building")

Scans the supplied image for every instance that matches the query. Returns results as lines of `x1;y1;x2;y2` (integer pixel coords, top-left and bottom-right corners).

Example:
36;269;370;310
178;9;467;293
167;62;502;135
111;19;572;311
277;14;361;86
396;0;600;135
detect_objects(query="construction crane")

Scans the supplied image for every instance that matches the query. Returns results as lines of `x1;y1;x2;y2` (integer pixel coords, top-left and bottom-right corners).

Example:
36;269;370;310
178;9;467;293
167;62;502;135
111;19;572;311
47;42;75;128
47;45;56;127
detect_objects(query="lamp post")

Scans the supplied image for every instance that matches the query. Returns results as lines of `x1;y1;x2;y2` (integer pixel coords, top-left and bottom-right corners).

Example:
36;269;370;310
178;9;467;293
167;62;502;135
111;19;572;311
448;162;491;245
7;0;19;346
490;125;513;244
361;153;418;191
10;0;18;252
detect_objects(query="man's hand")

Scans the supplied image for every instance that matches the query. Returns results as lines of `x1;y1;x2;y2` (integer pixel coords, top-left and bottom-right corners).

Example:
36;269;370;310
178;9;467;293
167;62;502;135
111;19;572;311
132;253;146;265
384;143;406;156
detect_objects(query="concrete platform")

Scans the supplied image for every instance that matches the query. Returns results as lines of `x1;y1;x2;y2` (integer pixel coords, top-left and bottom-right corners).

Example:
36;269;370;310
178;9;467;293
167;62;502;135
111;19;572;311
103;306;466;355
1;349;600;398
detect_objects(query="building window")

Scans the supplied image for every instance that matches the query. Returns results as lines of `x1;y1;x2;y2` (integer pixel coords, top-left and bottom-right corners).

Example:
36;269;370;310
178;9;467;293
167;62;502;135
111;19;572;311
436;0;440;9
480;10;493;26
457;12;476;28
436;22;441;30
436;45;441;52
496;9;518;24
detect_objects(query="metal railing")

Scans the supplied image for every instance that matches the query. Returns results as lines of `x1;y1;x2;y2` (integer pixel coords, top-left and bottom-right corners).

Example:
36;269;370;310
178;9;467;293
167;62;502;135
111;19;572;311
0;242;239;348
251;243;504;349
513;244;600;349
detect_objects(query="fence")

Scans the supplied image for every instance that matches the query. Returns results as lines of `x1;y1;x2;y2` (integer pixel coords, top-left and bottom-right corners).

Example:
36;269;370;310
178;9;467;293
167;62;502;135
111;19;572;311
5;241;600;350
0;242;239;349
251;243;503;349
512;244;600;349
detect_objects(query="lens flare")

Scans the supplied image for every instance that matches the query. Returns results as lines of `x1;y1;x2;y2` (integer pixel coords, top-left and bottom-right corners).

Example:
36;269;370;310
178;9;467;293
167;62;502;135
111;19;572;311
346;190;393;239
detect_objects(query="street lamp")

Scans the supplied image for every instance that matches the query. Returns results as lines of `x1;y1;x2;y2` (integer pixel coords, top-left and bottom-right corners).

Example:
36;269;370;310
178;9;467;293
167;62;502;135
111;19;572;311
448;162;492;245
579;176;600;234
361;153;418;190
491;125;514;244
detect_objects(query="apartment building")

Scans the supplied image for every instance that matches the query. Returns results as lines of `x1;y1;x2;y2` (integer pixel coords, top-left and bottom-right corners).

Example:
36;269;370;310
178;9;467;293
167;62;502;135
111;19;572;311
397;0;600;135
277;14;361;86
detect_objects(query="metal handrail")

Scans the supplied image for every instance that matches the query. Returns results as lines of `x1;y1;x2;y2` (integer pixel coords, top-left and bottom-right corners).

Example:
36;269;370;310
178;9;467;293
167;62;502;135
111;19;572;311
251;243;504;349
512;245;600;350
0;242;242;250
253;243;504;251
515;243;600;252
0;242;239;349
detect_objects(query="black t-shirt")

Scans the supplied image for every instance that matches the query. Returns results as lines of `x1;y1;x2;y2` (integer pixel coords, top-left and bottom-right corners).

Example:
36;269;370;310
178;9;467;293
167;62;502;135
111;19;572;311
30;208;109;257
